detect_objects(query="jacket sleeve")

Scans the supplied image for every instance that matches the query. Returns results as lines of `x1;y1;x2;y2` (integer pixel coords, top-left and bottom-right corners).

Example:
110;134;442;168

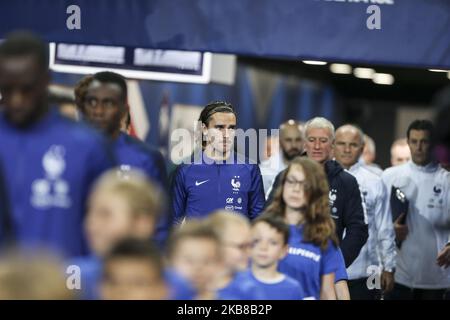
0;162;13;246
144;149;169;192
147;150;172;247
85;136;115;203
248;165;266;220
374;181;396;271
265;169;284;208
340;177;369;267
171;165;188;225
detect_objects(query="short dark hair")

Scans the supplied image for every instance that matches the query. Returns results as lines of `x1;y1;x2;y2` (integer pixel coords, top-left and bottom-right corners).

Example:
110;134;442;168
252;215;290;245
407;120;434;141
92;71;128;102
102;238;164;279
198;101;236;149
74;75;94;110
199;101;236;127
0;31;48;70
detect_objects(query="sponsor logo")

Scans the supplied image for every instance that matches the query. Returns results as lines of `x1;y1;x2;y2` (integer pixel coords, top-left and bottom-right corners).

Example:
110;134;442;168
231;176;241;192
329;189;337;206
288;247;321;262
30;145;71;209
433;185;442;195
195;179;209;186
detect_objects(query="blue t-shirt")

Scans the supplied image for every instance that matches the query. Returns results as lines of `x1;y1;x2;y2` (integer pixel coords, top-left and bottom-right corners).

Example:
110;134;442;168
218;270;304;300
335;249;348;283
164;268;197;300
216;272;247;300
69;257;196;300
278;225;342;299
69;256;102;300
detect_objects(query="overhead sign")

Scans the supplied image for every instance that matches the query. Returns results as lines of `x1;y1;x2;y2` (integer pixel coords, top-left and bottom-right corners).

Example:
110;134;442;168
50;43;211;83
1;0;449;68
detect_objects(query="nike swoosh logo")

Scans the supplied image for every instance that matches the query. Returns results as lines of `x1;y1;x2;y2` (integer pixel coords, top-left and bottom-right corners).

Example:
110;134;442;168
195;180;209;186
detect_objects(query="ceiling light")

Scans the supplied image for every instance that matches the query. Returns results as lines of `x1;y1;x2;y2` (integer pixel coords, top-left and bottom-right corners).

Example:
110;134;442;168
353;67;375;79
372;73;394;85
428;69;448;72
302;60;327;65
329;63;352;74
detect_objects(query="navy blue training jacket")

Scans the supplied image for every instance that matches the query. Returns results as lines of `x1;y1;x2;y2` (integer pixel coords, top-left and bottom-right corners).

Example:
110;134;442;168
113;132;171;245
171;152;265;223
0;108;114;257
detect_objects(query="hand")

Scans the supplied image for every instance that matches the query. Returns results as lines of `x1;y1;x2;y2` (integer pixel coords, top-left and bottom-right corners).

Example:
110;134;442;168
380;271;394;293
437;245;450;269
394;213;408;242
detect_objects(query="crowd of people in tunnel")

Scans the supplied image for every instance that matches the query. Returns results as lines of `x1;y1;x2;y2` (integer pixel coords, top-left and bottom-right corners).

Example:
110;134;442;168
0;32;449;300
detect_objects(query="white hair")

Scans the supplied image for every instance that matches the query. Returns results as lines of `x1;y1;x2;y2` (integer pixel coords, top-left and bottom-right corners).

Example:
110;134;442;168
391;137;408;149
336;124;365;145
305;117;335;140
364;134;376;154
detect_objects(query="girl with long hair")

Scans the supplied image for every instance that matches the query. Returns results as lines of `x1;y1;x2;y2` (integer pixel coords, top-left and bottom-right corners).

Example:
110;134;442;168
265;157;346;300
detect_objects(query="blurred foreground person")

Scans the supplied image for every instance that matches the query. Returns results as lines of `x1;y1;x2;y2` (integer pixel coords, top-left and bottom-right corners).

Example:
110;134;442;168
72;168;193;300
168;220;222;300
206;211;252;299
101;238;170;300
0;250;73;299
0;32;113;257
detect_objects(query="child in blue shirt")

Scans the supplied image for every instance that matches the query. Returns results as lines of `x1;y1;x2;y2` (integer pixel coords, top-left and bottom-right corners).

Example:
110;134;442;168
70;168;194;300
265;157;346;299
205;211;253;300
100;238;169;300
236;215;305;300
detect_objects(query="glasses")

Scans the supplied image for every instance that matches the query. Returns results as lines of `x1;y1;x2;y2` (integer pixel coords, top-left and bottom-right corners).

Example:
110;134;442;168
285;177;309;189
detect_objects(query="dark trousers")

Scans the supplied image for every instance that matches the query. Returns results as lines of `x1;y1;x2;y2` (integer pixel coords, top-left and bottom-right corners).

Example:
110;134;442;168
385;282;450;300
348;278;380;300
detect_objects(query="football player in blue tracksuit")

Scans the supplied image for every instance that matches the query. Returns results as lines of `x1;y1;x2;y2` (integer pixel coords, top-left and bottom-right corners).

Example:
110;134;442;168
0;32;113;257
171;101;265;224
77;71;170;245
